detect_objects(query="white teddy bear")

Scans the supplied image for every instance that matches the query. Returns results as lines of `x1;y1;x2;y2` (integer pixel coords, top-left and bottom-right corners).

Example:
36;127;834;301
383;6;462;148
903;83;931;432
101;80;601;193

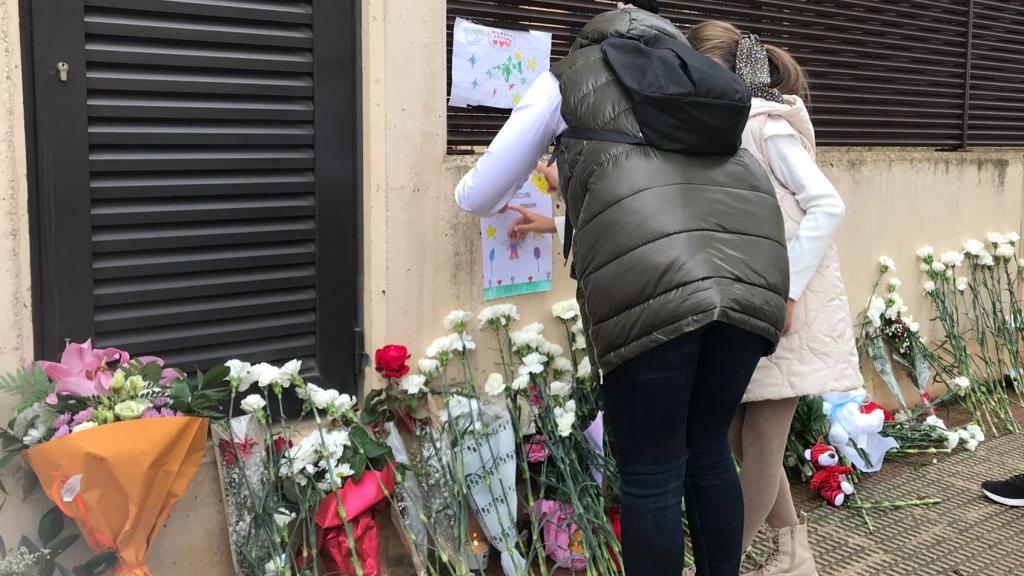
820;389;898;472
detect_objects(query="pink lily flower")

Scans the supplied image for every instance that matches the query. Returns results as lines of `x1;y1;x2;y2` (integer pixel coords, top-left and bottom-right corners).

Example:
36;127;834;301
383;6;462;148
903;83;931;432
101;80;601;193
38;340;129;403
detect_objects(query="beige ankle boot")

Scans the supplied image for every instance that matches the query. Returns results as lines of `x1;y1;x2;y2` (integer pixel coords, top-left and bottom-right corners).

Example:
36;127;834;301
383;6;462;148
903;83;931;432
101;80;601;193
742;518;818;576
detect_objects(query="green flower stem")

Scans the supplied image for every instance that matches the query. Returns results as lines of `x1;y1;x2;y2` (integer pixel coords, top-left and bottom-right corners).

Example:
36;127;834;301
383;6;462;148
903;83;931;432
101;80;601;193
849;498;941;510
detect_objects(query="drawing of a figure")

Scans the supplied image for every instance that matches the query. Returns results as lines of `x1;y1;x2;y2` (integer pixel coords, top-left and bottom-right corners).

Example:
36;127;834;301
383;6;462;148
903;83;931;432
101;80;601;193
509;240;521;260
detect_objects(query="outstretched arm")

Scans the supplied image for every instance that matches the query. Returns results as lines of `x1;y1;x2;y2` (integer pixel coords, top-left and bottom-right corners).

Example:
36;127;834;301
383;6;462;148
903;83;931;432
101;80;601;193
453;72;568;217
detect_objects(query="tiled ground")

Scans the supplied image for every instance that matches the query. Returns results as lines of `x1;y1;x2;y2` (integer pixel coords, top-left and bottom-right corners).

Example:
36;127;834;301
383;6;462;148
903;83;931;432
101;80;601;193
744;429;1024;576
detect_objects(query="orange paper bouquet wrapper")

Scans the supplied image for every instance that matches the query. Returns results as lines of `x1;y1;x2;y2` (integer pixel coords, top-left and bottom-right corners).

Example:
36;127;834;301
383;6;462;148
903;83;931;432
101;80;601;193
23;416;209;576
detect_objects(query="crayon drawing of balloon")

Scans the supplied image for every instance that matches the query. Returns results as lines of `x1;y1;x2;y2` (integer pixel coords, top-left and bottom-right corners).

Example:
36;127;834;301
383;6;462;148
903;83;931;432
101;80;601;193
489;248;496;279
534;246;542;273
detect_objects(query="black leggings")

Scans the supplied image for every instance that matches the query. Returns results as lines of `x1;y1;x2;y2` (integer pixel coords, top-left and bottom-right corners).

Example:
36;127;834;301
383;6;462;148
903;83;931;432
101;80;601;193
603;322;768;576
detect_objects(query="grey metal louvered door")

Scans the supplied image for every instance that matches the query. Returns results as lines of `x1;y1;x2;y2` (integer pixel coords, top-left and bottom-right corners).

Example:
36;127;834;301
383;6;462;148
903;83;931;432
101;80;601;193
26;0;359;391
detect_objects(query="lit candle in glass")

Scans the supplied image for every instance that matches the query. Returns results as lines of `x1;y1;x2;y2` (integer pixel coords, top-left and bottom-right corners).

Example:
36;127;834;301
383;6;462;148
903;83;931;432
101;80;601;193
465;535;490;570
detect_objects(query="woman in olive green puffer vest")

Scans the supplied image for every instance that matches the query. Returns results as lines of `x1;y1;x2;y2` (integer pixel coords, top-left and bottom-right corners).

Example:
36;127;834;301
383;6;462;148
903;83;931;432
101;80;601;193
455;4;789;575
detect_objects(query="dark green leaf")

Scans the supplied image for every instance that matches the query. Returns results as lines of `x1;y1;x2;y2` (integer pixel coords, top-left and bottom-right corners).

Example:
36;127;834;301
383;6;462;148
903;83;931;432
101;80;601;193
350;452;368;482
202;365;230;389
39;505;65;544
77;551;118;576
20;535;40;554
38;558;56;576
349;427;388;459
49;533;79;558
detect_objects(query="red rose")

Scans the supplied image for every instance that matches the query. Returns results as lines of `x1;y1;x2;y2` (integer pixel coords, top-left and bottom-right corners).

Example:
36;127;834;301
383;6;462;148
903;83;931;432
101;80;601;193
375;345;410;379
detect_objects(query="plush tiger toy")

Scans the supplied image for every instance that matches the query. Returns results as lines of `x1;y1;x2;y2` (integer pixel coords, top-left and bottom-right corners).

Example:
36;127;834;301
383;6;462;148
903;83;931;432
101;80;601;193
805;438;855;506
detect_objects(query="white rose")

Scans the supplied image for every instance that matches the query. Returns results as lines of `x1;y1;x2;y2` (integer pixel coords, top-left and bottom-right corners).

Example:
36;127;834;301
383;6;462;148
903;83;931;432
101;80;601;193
965;439;979;452
931;262;946;273
448;395;471;419
71;421;98;434
477;304;520;328
549;380;572;397
888;278;902;290
251;363;282;388
225;359;257;392
551;357;573;373
573;333;587;351
334;394;357;414
310;385;341;411
280;359;302;382
511;375;530;391
879;256;895;271
966;424;982;435
916;246;934;260
240;394;267;414
510;330;545;349
576;357;592;380
554;403;576;437
940;251;965;267
520;322;544;335
449;333;476;353
943;431;959;450
426;336;454;358
484;373;506;396
273;509;296;528
523;352;548;366
925;415;947;430
518;363;545;377
417;358;441;375
979;252;995;267
540;341;564;358
400;374;429;396
996;243;1016;260
956;276;969;292
988;232;1009;245
963;239;985;256
443;310;474;331
551;299;581;320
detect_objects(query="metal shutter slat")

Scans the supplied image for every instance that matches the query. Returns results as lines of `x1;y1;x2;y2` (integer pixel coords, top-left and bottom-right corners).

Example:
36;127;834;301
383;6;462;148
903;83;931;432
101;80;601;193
93;264;317;306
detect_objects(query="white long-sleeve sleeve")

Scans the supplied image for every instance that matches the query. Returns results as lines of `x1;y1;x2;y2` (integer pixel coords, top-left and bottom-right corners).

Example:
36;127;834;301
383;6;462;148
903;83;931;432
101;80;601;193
763;120;846;301
454;72;569;217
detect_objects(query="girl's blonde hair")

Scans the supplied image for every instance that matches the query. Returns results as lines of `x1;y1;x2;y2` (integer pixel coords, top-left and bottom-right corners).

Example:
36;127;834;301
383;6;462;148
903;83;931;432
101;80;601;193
687;20;810;101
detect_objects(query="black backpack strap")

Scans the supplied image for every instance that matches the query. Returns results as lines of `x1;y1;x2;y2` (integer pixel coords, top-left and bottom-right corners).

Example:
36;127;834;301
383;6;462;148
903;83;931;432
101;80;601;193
549;128;645;260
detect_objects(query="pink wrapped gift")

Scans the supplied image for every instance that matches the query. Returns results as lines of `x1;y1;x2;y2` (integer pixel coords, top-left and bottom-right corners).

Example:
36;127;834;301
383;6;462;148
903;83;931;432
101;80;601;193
533;500;587;571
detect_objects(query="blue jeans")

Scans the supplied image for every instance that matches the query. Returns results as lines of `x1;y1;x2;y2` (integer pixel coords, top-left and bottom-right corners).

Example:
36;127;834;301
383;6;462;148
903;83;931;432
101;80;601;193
603;322;767;576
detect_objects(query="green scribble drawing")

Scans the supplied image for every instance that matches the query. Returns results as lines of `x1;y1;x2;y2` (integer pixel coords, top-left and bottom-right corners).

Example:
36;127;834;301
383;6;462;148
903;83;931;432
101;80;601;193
489;56;524;84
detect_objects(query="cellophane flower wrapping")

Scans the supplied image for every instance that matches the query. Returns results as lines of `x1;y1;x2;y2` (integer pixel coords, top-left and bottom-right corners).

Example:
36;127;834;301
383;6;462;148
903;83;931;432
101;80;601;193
382;421;430;572
314;465;396;576
409;425;461;561
212;415;270;576
534;499;587;571
459;399;526;576
22;416;208;576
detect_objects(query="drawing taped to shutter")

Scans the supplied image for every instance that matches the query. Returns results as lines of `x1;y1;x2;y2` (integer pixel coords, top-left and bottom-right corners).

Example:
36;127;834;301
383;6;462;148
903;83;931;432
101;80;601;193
449;17;552;109
481;173;553;300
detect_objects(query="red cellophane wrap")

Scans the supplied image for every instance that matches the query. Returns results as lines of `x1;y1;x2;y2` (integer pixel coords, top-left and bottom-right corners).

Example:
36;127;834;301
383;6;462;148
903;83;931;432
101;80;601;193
314;465;396;576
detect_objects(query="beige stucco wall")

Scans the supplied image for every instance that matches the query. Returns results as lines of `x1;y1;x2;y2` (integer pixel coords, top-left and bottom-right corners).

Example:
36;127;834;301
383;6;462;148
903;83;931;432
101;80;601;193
0;0;1022;572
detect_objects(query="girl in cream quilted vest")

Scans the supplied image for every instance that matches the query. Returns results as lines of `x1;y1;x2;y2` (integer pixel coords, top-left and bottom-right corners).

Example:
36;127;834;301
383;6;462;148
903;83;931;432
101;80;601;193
689;21;862;576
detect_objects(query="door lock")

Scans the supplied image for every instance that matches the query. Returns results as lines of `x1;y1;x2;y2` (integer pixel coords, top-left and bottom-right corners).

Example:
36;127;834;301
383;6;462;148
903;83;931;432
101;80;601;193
56;62;69;82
